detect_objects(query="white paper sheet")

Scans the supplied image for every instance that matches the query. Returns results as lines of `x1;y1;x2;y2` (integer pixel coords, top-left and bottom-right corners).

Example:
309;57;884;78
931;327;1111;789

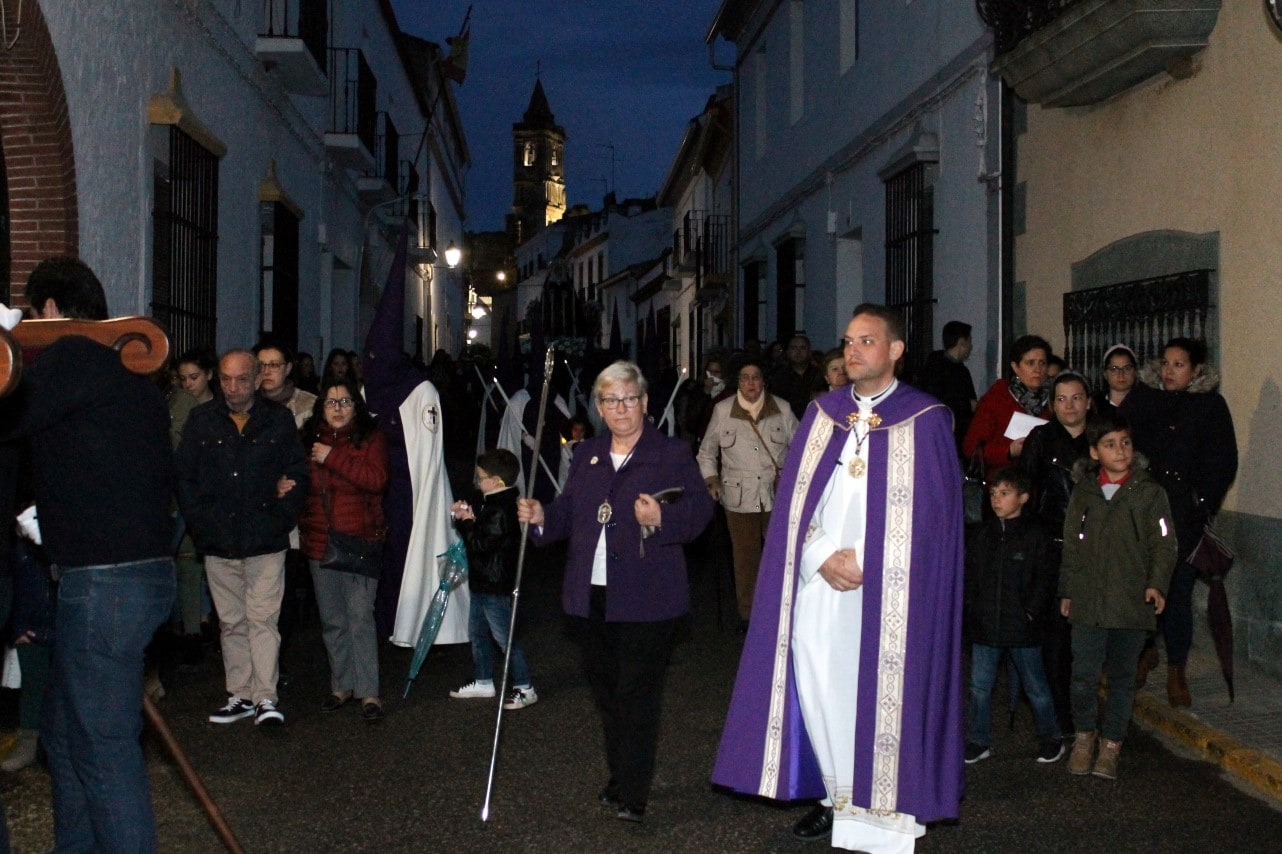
1004;411;1049;441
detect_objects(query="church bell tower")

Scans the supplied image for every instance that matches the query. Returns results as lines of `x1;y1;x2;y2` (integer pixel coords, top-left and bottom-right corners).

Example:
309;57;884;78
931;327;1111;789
507;79;566;248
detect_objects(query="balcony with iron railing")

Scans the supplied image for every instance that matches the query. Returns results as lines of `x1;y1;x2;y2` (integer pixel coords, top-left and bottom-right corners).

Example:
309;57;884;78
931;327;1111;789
324;48;377;172
255;0;328;96
358;112;400;205
672;212;731;287
978;0;1222;107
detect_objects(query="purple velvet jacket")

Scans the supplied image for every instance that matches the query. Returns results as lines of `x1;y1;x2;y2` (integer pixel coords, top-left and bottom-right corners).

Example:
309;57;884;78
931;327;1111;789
532;421;713;622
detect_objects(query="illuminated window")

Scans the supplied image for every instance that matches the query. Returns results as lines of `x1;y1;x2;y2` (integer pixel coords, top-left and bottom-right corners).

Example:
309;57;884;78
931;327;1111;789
523;142;535;166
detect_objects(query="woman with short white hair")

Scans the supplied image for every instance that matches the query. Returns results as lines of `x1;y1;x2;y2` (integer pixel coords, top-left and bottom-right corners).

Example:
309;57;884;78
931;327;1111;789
518;359;714;823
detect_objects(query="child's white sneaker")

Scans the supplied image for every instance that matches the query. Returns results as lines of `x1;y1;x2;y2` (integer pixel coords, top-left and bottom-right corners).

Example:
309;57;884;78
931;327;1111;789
450;679;496;699
503;686;539;710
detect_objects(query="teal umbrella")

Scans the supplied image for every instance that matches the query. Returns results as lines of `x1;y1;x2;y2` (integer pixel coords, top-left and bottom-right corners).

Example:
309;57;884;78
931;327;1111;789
403;540;469;698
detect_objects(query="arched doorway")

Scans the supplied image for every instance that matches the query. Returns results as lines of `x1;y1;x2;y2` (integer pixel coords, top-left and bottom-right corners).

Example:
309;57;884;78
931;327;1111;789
0;1;78;305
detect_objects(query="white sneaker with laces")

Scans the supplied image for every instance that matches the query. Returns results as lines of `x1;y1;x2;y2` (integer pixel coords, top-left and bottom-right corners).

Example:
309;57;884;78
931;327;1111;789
450;680;496;699
503;686;539;710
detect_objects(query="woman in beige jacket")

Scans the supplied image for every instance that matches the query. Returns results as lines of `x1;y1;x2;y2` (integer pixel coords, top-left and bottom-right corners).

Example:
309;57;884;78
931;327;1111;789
697;357;799;628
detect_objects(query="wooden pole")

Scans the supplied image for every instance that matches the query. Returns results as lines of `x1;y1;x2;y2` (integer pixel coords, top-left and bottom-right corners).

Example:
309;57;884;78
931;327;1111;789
143;696;245;854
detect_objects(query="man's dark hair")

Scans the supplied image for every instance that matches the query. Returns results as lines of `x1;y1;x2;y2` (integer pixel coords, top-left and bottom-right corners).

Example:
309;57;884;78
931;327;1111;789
851;303;906;343
942;321;972;350
1086;410;1131;447
477;447;521;489
1009;334;1052;366
26;256;108;320
990;465;1031;496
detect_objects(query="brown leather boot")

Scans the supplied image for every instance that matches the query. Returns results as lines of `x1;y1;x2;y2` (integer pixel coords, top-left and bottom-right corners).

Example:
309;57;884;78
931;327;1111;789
1068;732;1096;776
1092;738;1122;780
1135;645;1159;689
1167;665;1192;707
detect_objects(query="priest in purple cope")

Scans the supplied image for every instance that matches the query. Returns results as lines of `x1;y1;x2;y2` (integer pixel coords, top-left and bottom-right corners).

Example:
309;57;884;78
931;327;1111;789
711;305;964;852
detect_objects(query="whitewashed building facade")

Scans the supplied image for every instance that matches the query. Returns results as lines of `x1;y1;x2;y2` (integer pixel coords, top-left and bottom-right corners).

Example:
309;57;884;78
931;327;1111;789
707;0;1004;385
3;0;467;361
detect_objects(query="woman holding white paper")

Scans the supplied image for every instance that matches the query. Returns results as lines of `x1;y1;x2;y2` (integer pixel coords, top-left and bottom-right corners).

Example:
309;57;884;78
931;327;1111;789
963;334;1052;482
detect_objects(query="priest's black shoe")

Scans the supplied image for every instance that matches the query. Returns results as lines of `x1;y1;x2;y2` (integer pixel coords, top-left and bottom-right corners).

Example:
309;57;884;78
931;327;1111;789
792;804;833;841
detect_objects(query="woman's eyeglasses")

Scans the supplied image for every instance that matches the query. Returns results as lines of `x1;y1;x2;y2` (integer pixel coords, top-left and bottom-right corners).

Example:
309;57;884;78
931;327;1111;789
598;394;642;410
323;398;356;409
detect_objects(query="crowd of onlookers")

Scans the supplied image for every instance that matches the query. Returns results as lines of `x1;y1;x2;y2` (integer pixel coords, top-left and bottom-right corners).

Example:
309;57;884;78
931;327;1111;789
1;259;1239;849
674;321;1236;783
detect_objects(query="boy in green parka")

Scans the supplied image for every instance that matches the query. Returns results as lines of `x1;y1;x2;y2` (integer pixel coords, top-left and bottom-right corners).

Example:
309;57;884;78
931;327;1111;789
1060;410;1177;780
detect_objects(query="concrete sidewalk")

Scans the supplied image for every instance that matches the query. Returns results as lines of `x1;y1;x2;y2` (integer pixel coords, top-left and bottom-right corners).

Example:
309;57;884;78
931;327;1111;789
1133;622;1282;806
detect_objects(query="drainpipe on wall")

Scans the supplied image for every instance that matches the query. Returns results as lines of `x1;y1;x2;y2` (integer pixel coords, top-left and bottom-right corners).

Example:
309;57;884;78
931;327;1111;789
999;80;1015;374
708;38;737;348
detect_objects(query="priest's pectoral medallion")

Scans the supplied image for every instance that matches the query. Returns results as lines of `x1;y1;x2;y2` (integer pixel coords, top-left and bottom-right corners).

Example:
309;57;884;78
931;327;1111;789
597;501;613;524
848;457;866;478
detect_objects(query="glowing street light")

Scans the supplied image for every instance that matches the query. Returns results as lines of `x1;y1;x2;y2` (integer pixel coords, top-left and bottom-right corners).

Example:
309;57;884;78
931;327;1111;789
443;242;462;269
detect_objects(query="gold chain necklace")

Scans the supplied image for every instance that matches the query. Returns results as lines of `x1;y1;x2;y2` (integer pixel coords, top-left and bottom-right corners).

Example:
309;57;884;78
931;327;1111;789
843;397;883;478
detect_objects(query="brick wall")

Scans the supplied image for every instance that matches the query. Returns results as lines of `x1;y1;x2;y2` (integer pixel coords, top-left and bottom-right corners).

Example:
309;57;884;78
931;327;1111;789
0;1;77;306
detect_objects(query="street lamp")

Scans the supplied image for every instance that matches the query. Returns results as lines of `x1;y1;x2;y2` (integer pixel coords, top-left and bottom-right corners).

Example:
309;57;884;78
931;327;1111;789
444;241;462;269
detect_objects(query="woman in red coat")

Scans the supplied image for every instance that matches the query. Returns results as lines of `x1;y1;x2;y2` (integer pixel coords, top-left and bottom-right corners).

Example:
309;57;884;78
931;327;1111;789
963;335;1052;482
298;378;390;721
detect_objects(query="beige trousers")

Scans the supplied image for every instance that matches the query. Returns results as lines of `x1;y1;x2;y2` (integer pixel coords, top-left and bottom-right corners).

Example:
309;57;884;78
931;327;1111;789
205;551;286;704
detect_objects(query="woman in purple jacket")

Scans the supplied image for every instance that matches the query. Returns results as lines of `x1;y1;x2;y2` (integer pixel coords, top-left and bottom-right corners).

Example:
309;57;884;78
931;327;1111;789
518;360;713;824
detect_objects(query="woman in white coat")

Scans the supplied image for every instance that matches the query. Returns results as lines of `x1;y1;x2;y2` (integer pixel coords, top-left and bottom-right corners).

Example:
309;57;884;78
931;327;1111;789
697;357;799;629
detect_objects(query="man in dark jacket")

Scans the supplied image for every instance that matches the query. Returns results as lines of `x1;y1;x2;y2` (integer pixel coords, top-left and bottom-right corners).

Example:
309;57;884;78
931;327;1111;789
176;349;309;726
919;320;978;454
767;334;823;421
963;467;1062;765
1;257;175;852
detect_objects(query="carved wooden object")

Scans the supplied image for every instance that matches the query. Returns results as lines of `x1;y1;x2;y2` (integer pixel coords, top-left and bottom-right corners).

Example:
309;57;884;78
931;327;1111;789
0;316;170;397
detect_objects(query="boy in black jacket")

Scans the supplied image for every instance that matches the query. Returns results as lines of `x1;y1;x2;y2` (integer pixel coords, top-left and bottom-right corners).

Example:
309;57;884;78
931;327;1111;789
448;448;537;709
964;467;1063;765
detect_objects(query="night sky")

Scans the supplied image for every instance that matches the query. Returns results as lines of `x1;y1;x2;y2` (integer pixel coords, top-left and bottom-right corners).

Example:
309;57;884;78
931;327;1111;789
390;0;728;232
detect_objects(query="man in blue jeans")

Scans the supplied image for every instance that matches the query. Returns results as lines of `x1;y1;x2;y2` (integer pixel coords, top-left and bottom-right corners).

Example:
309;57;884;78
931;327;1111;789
1;257;176;852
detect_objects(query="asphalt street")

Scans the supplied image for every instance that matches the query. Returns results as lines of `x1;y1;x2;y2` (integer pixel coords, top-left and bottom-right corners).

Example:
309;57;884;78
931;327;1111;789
2;537;1280;852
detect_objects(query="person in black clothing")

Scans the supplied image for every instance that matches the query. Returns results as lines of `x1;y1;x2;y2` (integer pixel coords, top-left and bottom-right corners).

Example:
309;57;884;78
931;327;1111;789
448;448;537;710
0;256;176;852
767;334;824;420
1092;343;1158;437
919;320;978;454
963;467;1063;765
1020;371;1091;732
1023;372;1091;528
1132;337;1238;707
